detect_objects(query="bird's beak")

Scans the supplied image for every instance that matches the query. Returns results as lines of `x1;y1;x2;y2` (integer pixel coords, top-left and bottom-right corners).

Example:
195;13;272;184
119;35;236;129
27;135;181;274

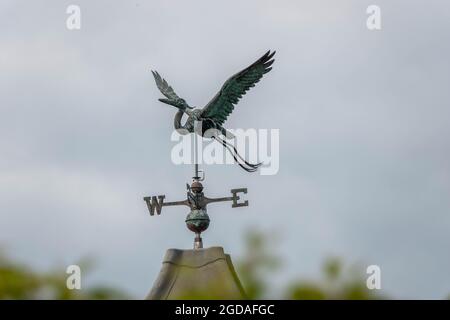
159;98;180;108
158;98;193;110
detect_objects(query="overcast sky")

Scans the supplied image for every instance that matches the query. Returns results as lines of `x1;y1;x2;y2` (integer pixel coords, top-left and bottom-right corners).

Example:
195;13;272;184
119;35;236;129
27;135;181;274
1;0;449;299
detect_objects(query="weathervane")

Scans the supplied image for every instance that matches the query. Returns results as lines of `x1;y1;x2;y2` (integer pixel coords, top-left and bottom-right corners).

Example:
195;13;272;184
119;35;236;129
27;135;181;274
144;51;275;248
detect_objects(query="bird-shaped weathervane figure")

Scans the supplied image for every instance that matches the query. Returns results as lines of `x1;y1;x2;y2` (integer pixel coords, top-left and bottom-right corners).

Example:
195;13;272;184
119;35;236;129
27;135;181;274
151;50;275;172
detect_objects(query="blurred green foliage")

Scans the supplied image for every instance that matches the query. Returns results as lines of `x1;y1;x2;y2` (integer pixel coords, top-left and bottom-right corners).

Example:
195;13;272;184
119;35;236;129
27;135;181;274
236;229;383;300
1;230;447;299
286;257;383;300
236;229;281;299
0;252;129;299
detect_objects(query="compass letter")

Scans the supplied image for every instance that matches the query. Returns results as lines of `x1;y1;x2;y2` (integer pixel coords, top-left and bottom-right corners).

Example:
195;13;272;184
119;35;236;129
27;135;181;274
144;195;165;216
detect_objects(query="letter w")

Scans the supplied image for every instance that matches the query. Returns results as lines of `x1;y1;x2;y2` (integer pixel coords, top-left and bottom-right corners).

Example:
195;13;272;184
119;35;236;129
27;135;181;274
144;195;165;215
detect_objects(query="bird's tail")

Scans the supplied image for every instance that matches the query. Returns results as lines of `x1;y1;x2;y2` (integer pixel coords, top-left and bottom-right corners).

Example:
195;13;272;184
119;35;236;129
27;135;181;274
213;136;262;173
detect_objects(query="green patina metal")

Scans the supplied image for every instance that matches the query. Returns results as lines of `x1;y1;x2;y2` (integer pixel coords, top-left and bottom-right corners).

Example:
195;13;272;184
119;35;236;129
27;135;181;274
151;50;276;173
144;51;276;248
185;209;210;234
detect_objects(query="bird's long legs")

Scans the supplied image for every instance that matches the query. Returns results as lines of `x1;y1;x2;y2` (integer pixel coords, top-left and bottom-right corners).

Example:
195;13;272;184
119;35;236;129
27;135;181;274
213;136;262;173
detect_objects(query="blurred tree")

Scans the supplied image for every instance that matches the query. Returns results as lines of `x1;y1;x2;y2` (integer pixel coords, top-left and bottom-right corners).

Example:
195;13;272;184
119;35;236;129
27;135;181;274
236;229;281;299
236;230;385;300
0;252;129;299
287;257;384;299
1;231;447;299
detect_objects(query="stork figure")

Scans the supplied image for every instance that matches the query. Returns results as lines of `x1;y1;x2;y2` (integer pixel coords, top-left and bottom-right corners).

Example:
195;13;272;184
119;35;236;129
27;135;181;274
151;50;275;172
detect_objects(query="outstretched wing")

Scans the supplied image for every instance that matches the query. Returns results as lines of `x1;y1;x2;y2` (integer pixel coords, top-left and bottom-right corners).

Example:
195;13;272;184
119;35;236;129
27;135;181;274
151;70;187;107
201;50;275;125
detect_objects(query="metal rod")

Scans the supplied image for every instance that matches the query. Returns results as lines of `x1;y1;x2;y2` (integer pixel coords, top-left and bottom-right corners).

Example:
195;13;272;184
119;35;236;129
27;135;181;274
203;196;235;204
160;200;190;207
193;124;199;179
194;232;203;249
